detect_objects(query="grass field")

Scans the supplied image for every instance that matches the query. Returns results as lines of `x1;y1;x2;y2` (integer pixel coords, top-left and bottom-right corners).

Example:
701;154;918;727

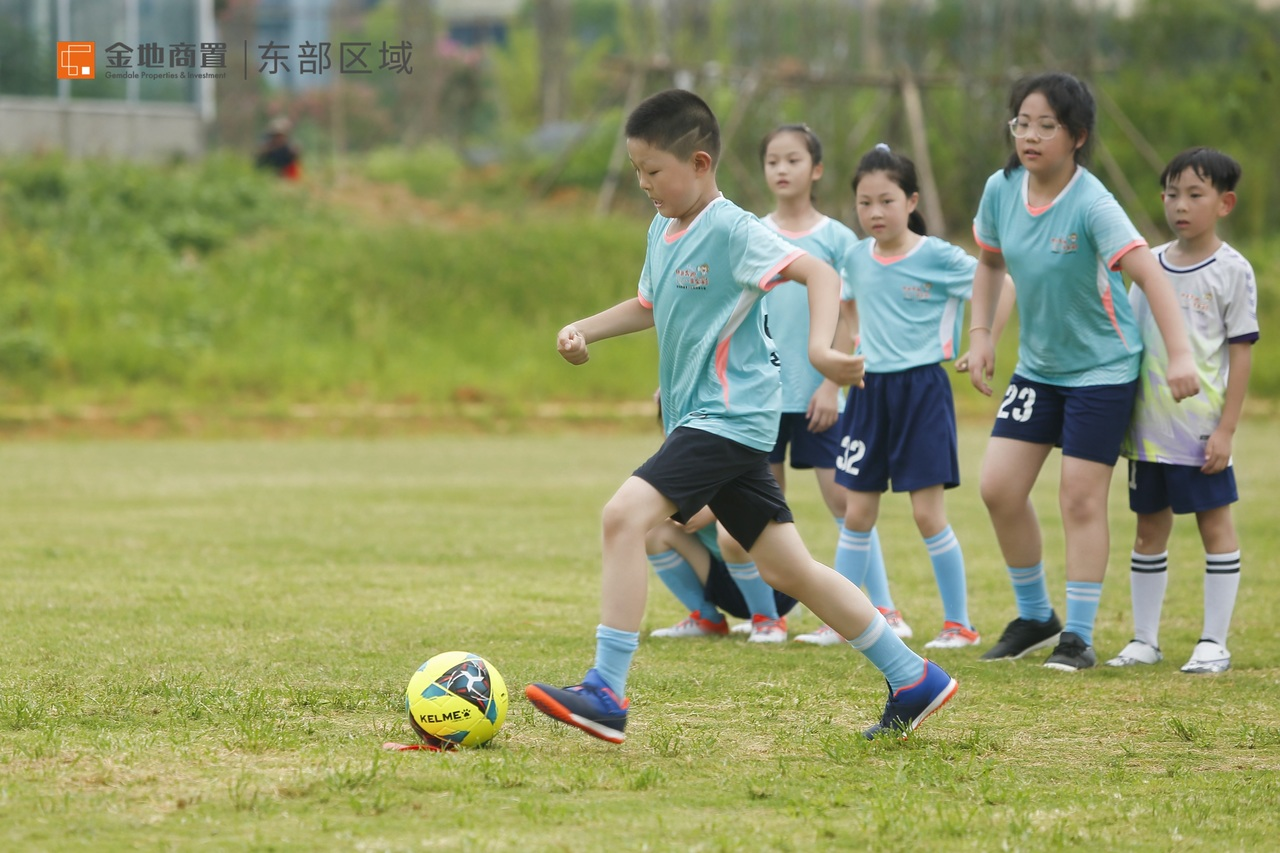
2;423;1278;851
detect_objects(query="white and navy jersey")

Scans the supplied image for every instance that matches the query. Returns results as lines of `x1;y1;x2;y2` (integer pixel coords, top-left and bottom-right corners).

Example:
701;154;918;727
974;165;1146;387
761;215;861;411
1125;241;1259;466
638;196;806;452
842;236;975;373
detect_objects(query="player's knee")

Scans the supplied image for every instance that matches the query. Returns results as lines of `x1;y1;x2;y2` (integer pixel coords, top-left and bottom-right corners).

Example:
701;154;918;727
602;496;645;541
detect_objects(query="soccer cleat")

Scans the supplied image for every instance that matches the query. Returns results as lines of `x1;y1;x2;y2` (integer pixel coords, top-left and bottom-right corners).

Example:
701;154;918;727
746;614;788;644
1180;639;1231;674
877;606;914;639
524;668;629;744
793;624;845;646
1043;631;1097;671
979;611;1063;661
649;610;729;639
729;620;754;635
924;621;981;649
863;660;958;739
1105;639;1163;667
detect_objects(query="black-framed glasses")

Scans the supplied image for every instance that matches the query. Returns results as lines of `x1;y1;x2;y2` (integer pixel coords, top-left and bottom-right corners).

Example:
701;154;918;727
1008;118;1062;140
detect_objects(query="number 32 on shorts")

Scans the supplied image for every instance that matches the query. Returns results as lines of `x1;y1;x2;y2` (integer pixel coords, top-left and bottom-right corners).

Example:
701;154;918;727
837;436;865;475
997;384;1037;422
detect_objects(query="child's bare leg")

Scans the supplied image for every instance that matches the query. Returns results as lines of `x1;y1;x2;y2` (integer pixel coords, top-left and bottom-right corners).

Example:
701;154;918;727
1056;455;1117;648
1134;508;1174;554
1059;456;1116;583
1196;505;1237;554
747;520;878;639
601;476;678;631
814;466;846;518
979;437;1052;566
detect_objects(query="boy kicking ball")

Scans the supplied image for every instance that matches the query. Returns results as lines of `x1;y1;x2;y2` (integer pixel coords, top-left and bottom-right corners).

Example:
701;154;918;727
523;89;957;744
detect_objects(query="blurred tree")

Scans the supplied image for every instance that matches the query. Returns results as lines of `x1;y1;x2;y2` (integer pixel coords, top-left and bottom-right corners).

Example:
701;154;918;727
399;0;441;144
212;0;259;150
535;0;572;123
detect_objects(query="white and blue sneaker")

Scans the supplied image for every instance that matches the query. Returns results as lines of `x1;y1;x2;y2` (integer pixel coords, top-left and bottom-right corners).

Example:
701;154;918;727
1105;639;1162;667
1181;640;1231;674
863;660;958;739
524;668;630;743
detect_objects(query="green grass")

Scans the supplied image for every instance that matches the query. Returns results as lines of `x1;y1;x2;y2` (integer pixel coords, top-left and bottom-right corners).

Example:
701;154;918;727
3;153;1280;422
1;423;1278;850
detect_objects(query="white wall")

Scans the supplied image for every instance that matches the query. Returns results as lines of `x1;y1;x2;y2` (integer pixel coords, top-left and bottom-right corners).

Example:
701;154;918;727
0;96;204;161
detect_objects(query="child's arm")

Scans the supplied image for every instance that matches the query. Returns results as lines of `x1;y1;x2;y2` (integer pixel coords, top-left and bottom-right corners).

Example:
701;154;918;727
780;254;865;388
1203;342;1251;474
966;248;1007;396
1120;250;1200;401
806;301;856;432
956;274;1015;372
557;297;655;365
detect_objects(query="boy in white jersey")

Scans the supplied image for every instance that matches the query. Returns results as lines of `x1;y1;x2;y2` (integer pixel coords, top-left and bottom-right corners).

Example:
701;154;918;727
525;89;959;743
1107;148;1257;674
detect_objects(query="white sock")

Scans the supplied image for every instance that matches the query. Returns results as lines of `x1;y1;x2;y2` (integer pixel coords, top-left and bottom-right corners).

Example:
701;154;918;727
1202;550;1241;647
1130;550;1168;648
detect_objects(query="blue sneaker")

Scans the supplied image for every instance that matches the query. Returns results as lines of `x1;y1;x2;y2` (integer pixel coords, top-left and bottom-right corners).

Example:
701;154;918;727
863;660;958;740
524;668;630;744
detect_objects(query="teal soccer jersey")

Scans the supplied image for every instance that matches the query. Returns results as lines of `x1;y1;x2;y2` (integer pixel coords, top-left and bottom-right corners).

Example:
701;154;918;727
974;166;1147;386
842;236;976;373
639;197;806;451
762;215;861;411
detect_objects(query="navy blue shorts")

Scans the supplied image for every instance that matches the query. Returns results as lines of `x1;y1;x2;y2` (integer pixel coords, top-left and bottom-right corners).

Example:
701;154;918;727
990;374;1138;466
833;364;959;493
1128;459;1238;514
704;553;798;620
633;427;793;551
768;411;842;469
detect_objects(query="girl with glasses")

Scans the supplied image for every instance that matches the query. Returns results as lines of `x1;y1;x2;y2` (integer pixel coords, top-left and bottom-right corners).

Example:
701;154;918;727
965;71;1199;670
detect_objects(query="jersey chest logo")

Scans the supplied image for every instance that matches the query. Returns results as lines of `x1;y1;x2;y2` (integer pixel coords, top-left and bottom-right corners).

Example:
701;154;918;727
675;264;710;290
1049;233;1079;254
901;282;934;301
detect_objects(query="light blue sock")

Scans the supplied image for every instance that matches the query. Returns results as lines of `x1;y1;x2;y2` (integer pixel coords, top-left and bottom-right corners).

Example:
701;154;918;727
1008;562;1053;622
593;624;640;699
925;526;970;628
1064;581;1103;647
647;550;718;616
835;525;874;588
848;615;925;692
861;527;896;610
726;560;778;619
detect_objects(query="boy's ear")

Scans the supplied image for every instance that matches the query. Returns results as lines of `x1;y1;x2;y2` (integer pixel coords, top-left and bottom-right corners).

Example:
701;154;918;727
1219;190;1237;216
692;150;714;174
812;162;825;182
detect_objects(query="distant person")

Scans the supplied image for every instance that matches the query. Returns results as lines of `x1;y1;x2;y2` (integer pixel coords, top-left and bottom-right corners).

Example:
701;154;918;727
256;117;301;180
1107;148;1257;674
523;88;958;745
753;123;913;646
966;71;1199;671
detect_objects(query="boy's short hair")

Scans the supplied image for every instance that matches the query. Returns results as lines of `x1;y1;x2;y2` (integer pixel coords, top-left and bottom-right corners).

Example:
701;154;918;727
1160;147;1242;194
625;89;721;165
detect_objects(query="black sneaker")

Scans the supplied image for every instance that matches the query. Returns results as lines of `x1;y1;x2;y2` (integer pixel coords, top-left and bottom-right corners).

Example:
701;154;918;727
979;611;1063;661
1043;631;1097;671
